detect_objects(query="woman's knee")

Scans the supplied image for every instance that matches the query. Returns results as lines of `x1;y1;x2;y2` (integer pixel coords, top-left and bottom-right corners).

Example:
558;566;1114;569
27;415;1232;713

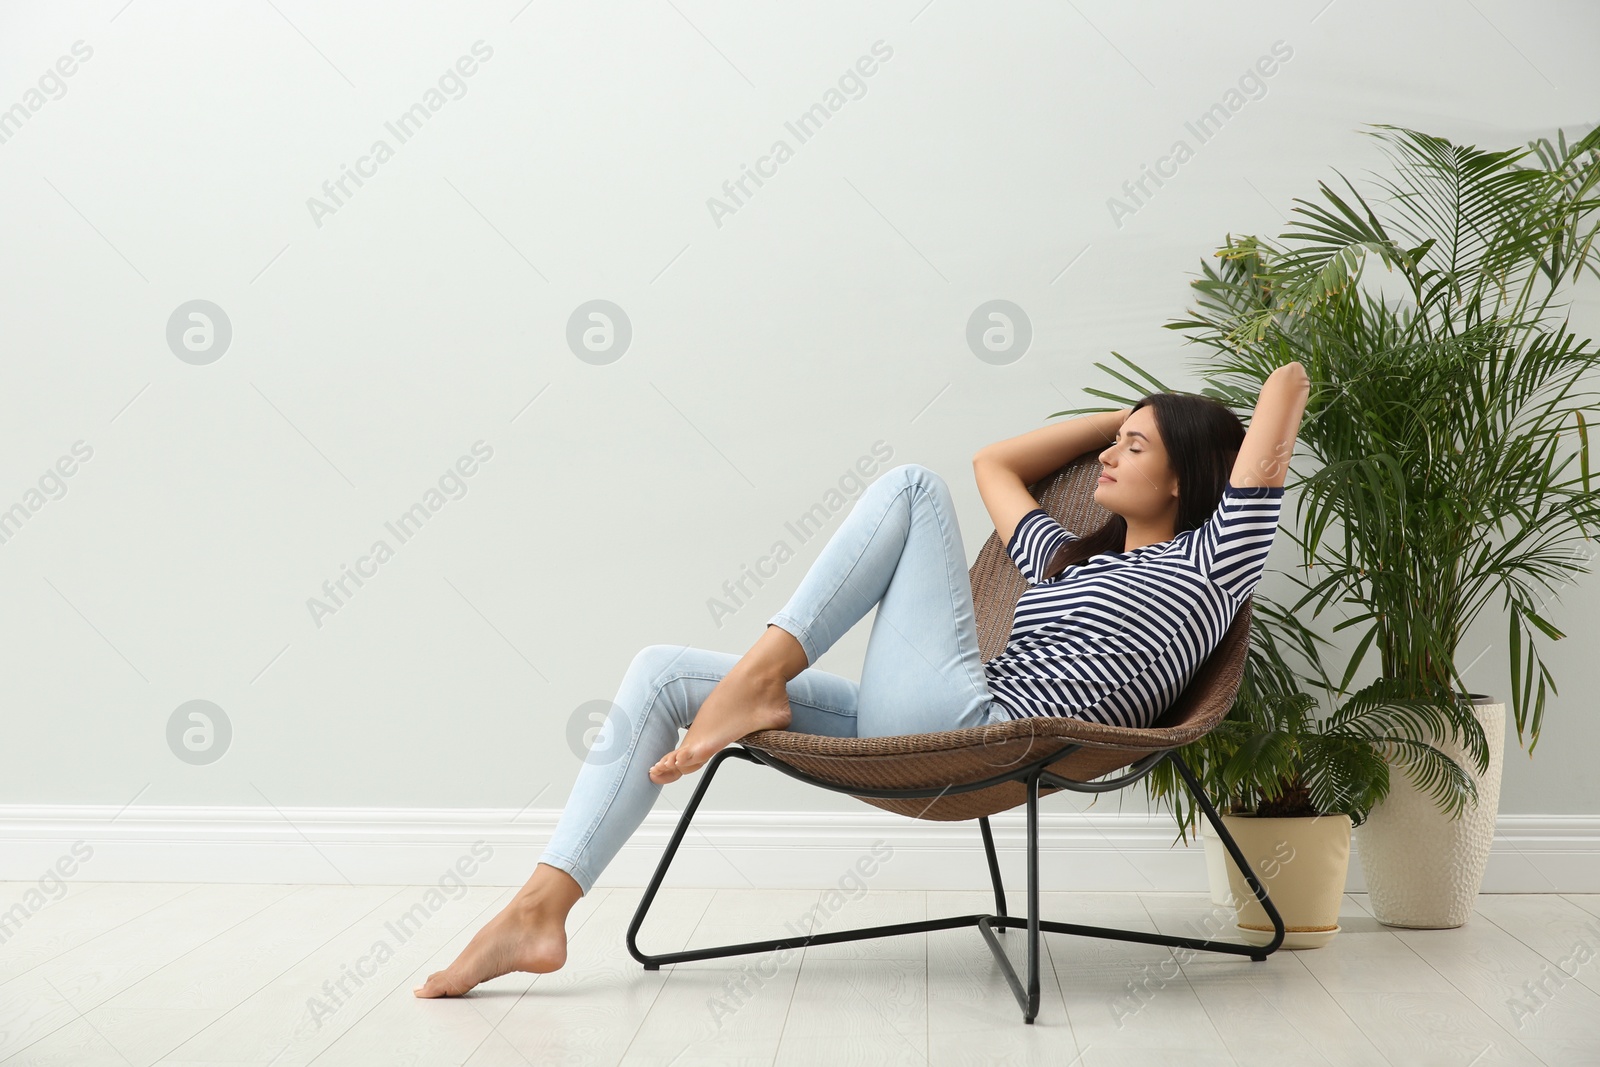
880;463;952;510
625;645;732;714
885;461;932;483
884;462;948;492
628;644;689;680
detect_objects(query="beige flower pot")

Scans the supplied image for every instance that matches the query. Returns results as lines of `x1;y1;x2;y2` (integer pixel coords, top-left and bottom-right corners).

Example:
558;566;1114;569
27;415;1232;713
1221;812;1352;949
1354;694;1506;928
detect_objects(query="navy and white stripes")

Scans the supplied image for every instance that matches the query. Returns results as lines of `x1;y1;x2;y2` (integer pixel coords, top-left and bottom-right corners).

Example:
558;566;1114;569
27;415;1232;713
984;479;1285;729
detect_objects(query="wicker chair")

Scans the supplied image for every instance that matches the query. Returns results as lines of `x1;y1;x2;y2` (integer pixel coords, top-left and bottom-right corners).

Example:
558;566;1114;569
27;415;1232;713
625;451;1285;1023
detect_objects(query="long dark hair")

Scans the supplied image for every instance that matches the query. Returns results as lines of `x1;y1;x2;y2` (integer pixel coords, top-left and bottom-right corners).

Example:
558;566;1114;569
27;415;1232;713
1054;391;1246;572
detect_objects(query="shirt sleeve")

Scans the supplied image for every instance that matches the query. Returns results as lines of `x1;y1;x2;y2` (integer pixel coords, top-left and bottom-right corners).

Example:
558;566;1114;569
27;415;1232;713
1190;479;1285;601
1005;508;1078;586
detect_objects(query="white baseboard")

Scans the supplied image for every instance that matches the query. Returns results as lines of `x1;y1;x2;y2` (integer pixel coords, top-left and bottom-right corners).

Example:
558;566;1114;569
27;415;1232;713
2;806;1596;893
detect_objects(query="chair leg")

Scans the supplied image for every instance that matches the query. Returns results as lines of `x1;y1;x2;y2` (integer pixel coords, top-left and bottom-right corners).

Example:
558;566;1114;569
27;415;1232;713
975;755;1290;1022
1025;770;1042;1022
1168;751;1286;956
976;771;1043;1023
627;746;990;970
979;815;1008;931
626;747;754;970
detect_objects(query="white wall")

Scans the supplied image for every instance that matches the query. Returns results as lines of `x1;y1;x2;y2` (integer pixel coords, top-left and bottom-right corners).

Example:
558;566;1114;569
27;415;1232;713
1;0;1597;877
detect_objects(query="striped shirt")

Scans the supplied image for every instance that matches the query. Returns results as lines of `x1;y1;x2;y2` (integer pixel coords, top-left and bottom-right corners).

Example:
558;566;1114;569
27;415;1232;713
983;480;1285;729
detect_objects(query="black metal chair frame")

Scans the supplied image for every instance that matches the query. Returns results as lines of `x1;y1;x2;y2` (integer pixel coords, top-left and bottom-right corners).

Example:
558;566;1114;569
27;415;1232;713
625;737;1286;1024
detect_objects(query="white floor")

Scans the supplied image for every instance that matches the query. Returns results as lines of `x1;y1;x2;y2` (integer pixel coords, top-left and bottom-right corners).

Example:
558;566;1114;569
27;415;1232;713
1;883;1597;1066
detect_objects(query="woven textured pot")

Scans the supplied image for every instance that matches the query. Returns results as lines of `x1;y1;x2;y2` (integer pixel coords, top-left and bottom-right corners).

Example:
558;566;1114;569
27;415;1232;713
1354;694;1506;929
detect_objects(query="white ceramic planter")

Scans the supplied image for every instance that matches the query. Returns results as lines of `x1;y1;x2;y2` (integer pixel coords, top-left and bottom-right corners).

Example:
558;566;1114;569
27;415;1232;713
1221;812;1352;949
1354;694;1506;928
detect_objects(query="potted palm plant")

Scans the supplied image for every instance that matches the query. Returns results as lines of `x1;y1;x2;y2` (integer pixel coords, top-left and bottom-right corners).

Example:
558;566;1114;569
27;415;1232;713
1082;122;1600;928
1139;596;1473;947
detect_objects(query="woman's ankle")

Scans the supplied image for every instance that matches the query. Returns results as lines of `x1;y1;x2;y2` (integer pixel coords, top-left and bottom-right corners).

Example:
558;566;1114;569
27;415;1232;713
742;624;808;682
511;864;583;916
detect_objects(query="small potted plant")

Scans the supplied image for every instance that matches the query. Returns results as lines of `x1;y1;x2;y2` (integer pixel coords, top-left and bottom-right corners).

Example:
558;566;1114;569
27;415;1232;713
1140;597;1475;948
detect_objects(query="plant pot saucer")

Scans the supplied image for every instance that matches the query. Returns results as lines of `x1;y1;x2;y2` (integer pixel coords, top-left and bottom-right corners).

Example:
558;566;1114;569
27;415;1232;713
1236;923;1340;950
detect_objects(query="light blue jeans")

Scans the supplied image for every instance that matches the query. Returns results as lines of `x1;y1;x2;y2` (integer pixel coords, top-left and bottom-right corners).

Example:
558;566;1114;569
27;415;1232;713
538;463;1011;894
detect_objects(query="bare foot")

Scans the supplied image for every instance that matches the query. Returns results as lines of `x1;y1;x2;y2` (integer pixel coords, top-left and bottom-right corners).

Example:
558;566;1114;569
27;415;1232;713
649;667;793;784
413;896;567;998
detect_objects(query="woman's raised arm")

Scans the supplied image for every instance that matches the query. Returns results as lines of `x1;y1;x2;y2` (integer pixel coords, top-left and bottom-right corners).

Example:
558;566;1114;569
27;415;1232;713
973;407;1128;545
1231;362;1312;490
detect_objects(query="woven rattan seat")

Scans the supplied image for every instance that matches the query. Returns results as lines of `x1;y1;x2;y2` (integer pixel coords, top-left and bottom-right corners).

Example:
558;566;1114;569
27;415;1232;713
626;450;1283;1023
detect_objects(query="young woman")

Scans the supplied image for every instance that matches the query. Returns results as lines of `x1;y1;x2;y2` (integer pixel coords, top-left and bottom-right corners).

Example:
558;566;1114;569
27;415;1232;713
415;361;1312;998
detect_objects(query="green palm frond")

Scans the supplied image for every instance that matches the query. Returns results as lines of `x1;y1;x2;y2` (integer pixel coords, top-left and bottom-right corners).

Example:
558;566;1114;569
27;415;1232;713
1046;351;1176;416
1324;676;1487;777
1203;122;1600;346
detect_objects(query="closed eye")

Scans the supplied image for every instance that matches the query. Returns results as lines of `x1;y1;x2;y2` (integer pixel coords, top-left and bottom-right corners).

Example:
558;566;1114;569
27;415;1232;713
1113;428;1152;454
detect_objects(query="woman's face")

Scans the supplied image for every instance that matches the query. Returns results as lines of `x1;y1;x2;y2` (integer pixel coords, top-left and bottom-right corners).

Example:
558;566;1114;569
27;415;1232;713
1095;406;1179;521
